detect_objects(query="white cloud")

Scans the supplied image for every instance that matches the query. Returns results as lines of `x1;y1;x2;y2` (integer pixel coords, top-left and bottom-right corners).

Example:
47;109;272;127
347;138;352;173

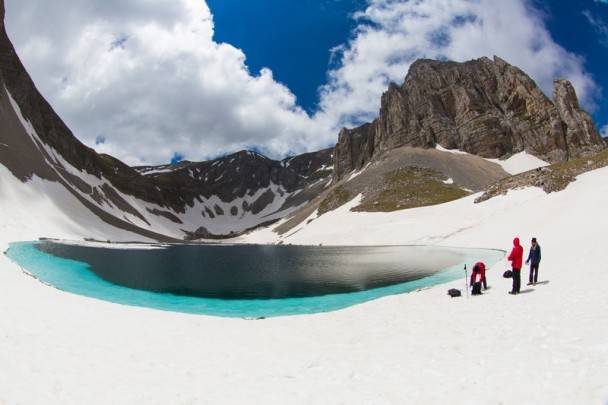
318;0;599;133
582;10;608;47
601;125;608;138
5;0;324;165
4;0;600;165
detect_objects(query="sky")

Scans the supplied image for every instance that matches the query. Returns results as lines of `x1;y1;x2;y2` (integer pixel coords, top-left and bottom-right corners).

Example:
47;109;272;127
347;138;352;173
4;0;607;166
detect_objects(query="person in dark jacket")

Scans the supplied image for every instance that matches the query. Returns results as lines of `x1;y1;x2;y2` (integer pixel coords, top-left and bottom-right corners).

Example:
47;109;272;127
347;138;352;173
508;237;523;294
526;237;542;285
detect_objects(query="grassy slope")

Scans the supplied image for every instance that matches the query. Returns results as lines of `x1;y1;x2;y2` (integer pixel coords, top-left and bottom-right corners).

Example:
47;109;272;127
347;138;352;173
319;167;470;214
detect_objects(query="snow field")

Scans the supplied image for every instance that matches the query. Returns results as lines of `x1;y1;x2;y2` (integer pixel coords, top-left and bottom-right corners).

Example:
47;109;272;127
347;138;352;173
0;86;606;403
1;163;606;404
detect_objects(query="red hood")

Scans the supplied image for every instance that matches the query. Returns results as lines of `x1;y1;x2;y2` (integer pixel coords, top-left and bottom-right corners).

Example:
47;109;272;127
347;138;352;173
513;237;520;247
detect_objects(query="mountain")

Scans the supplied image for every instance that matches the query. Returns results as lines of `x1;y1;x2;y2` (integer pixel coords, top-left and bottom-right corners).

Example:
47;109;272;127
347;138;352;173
271;58;605;234
334;57;604;180
0;0;332;240
0;0;604;242
3;3;608;402
131;149;333;239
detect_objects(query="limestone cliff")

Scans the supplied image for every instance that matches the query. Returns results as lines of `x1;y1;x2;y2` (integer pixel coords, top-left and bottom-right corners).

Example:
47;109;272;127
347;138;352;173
334;57;604;179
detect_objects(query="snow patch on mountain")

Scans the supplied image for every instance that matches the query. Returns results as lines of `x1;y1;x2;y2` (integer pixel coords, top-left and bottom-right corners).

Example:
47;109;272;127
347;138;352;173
5;86;310;239
435;144;549;175
486;152;549;175
2;158;607;404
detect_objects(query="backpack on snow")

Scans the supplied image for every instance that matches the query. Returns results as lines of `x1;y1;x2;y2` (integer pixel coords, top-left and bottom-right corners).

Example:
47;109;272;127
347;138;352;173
503;270;513;279
447;288;462;298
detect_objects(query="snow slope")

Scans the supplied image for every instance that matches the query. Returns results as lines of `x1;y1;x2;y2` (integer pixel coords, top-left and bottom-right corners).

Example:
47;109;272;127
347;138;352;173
436;144;549;175
1;151;608;403
0;165;150;244
4;86;302;239
486;151;549;175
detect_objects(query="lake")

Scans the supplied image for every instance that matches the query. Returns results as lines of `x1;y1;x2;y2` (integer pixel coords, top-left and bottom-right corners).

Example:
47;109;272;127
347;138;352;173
5;241;504;318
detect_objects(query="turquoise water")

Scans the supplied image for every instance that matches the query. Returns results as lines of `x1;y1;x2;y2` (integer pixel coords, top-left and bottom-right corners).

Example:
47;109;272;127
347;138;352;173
5;241;504;318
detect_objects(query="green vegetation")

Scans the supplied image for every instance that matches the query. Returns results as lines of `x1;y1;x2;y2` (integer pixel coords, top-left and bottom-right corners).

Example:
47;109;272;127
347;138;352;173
353;167;470;212
529;148;608;192
477;147;608;203
552;148;608;172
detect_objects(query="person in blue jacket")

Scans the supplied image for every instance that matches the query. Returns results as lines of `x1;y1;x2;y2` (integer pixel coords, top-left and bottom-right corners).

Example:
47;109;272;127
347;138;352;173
526;237;542;285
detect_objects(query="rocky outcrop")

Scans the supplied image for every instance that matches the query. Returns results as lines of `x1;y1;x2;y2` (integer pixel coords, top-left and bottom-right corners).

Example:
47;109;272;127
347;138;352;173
553;79;602;156
335;124;375;179
334;57;605;179
476;148;608;203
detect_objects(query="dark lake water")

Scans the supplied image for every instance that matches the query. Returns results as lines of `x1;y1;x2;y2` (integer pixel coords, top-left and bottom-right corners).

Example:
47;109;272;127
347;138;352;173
35;242;463;299
6;241;505;317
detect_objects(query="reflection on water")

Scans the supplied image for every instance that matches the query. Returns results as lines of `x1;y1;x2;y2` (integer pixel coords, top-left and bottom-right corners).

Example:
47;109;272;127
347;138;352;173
6;241;505;318
36;242;463;299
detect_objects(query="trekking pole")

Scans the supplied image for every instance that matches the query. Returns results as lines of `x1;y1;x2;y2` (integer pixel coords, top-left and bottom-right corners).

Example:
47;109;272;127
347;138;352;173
464;264;469;298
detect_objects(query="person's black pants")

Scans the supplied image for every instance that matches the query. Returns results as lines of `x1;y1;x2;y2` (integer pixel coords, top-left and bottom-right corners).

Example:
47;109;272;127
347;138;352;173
472;282;482;295
481;275;487;290
512;268;521;293
529;263;539;284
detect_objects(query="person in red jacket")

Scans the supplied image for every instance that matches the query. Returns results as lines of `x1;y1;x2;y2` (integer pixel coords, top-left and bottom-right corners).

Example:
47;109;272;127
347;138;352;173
470;262;488;290
508;237;524;295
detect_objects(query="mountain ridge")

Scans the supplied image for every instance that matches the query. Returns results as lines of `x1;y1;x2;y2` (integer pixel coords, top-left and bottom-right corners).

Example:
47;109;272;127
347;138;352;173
333;56;604;180
0;0;605;241
0;0;334;239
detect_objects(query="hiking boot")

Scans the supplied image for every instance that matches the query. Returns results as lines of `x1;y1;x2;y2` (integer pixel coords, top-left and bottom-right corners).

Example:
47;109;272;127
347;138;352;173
508;291;517;295
527;282;533;286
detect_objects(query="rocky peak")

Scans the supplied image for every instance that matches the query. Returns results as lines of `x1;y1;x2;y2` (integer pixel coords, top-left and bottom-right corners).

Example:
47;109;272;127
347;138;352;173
334;56;604;180
553;79;602;157
554;79;580;110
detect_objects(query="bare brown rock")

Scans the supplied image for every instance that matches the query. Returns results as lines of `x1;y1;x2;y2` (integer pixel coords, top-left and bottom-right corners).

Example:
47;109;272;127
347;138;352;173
334;57;605;180
554;79;603;158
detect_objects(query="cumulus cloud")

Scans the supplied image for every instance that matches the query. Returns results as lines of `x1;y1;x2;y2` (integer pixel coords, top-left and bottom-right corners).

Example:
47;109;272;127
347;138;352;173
4;0;600;165
318;0;599;132
5;0;322;165
601;125;608;138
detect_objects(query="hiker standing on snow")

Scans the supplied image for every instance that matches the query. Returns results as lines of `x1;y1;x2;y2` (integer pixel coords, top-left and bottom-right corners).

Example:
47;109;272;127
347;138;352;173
526;237;542;285
508;238;523;295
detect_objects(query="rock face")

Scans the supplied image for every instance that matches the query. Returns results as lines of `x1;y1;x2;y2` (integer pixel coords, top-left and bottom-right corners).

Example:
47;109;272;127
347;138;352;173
1;0;605;241
133;149;333;210
334;57;605;179
553;79;602;155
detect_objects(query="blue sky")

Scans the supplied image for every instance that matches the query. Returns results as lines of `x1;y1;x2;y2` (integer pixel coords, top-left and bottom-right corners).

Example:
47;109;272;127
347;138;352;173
208;0;367;113
539;0;607;131
210;0;607;132
5;0;608;165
